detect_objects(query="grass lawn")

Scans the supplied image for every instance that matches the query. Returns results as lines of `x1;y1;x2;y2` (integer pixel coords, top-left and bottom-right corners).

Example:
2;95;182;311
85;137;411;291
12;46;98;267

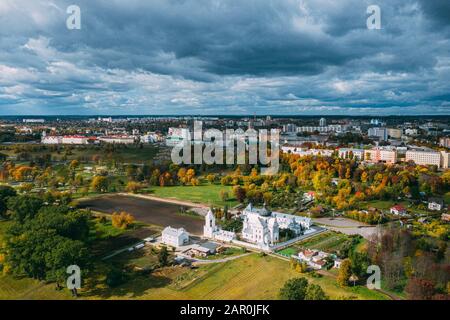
82;254;388;300
0;275;73;300
277;247;298;257
361;200;406;210
147;184;237;207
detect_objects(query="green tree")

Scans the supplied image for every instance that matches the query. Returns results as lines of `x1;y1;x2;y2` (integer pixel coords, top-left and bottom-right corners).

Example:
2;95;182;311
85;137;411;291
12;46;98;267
7;195;43;223
305;283;328;300
158;246;169;266
279;277;309;300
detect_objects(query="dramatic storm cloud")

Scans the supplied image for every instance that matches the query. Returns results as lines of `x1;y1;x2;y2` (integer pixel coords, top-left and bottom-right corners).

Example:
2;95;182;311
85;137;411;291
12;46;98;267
0;0;449;115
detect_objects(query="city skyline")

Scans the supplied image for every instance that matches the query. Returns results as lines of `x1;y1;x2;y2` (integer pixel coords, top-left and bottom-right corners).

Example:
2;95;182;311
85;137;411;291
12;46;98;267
0;0;449;115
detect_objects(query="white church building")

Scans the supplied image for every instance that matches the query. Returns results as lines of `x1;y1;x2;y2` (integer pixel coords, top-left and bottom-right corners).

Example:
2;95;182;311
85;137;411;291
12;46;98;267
203;204;313;251
241;204;312;250
203;210;236;242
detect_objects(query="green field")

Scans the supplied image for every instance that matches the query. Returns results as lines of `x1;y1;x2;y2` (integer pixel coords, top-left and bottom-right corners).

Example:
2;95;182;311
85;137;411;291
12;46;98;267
0;275;73;300
147;184;237;207
360;200;409;210
0;215;387;300
277;247;297;257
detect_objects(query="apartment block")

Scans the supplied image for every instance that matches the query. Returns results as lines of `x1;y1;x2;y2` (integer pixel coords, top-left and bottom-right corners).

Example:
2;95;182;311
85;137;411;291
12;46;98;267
405;150;442;168
364;148;397;164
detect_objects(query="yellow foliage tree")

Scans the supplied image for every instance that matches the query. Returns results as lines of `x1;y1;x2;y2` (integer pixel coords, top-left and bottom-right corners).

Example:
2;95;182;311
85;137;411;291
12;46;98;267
111;211;135;229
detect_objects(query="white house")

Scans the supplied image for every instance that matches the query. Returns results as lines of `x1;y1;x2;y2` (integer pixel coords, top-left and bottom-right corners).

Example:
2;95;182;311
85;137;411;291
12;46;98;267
41;135;62;144
61;135;89;145
428;198;444;211
334;258;343;269
161;226;189;247
98;135;136;144
297;249;329;270
390;204;407;216
303;191;316;202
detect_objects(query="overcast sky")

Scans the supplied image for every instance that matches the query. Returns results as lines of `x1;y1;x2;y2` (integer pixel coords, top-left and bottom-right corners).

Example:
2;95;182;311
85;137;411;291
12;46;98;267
0;0;449;115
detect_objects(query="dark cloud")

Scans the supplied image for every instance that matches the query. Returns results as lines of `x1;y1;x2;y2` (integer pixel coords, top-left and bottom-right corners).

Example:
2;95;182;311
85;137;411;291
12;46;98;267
0;0;449;115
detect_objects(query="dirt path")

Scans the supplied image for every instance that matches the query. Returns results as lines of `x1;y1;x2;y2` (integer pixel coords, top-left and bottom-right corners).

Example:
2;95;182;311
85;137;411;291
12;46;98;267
190;253;252;265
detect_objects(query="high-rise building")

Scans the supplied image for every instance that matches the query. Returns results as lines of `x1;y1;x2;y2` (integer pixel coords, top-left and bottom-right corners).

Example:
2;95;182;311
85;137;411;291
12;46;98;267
282;123;297;133
368;127;388;141
387;128;402;139
364;148;397;164
319;117;326;127
439;137;450;148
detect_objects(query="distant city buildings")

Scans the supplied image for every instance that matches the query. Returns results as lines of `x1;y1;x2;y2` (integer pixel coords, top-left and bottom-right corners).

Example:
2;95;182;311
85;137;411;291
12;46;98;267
387;128;403;139
23;118;45;123
368;127;388;141
166;127;191;146
281;146;334;157
98;135;136;144
41;132;137;145
338;148;364;160
364;147;397;164
319;117;327;127
405;150;442;168
439;137;450;148
404;128;418;136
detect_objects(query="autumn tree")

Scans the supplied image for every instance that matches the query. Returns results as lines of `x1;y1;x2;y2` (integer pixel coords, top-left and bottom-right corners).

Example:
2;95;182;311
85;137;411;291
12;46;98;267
125;181;144;193
405;278;435;300
233;186;246;203
90;176;108;193
220;190;229;202
111;211;135;229
206;174;216;184
337;259;352;286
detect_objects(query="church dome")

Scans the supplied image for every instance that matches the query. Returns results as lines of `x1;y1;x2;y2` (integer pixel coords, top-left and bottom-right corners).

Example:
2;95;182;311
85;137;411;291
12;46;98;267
259;203;272;216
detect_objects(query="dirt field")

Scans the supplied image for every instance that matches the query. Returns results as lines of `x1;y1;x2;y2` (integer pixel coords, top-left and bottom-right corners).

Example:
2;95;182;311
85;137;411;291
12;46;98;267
313;217;377;239
79;195;204;235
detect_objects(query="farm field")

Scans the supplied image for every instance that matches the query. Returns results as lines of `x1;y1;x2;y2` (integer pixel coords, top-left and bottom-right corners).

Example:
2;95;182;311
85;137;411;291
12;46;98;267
78;194;204;234
84;254;388;300
277;231;356;256
1;218;388;300
0;275;72;300
146;184;237;208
